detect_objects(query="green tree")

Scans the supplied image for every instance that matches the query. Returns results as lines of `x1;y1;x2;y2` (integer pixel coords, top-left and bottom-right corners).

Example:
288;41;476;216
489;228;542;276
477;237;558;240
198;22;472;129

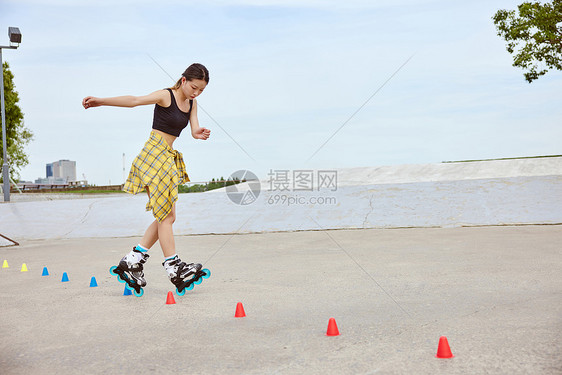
493;0;562;83
178;177;242;193
1;61;33;181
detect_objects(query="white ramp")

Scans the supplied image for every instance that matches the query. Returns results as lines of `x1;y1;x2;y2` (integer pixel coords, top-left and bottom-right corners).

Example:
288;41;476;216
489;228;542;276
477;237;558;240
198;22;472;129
1;157;561;240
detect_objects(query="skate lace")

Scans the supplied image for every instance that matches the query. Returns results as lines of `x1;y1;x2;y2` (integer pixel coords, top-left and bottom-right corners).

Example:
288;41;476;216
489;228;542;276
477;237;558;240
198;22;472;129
132;247;150;264
163;257;201;279
162;257;180;277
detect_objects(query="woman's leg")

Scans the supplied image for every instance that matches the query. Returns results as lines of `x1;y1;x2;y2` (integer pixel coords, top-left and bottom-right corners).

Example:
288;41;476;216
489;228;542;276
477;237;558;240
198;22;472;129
158;203;177;258
140;220;159;249
139;187;159;249
138;186;177;257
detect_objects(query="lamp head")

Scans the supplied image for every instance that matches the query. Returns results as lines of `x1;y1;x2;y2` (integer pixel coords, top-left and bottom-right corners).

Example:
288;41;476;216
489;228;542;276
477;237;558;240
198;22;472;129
8;27;22;45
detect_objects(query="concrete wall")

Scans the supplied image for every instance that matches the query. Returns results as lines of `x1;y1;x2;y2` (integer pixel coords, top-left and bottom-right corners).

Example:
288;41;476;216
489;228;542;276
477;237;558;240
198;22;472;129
1;157;561;241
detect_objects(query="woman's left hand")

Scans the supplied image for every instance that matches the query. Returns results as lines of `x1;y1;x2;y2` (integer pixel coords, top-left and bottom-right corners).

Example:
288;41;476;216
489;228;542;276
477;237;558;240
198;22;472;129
193;127;211;140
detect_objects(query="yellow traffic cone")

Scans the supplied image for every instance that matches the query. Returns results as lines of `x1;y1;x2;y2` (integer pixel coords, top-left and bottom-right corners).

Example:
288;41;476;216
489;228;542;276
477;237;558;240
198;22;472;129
2;260;8;268
21;263;28;272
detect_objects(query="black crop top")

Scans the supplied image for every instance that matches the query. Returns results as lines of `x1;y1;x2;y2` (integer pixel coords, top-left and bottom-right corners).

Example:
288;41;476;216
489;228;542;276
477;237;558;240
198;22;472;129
152;88;193;137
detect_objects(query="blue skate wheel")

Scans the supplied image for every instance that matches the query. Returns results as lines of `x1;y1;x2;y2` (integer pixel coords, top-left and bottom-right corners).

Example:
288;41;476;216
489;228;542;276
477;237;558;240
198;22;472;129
133;288;144;297
194;277;203;285
109;266;118;275
202;269;211;279
185;283;194;291
176;287;186;296
117;275;127;284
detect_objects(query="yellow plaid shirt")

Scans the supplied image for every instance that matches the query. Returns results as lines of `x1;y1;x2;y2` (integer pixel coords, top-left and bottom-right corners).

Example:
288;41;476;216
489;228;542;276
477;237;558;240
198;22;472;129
123;131;190;222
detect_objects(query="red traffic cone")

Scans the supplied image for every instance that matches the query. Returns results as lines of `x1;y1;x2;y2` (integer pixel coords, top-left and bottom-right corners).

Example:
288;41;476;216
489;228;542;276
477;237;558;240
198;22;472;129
326;317;340;336
436;336;454;358
234;302;246;317
166;291;176;305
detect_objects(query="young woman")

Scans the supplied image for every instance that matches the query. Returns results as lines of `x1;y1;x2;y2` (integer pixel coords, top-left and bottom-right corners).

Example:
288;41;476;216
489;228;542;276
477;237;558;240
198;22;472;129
82;63;211;296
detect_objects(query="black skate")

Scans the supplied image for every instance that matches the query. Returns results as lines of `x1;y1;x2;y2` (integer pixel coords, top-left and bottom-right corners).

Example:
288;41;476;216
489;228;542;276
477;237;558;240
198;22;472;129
164;257;211;296
109;248;149;297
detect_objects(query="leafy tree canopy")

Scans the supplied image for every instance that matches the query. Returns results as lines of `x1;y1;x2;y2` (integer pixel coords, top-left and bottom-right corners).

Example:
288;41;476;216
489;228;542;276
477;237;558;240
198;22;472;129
493;0;562;82
1;61;33;182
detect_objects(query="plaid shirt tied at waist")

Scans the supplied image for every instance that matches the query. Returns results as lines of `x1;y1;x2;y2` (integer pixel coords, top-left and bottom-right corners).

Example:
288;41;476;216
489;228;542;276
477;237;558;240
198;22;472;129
123;131;190;222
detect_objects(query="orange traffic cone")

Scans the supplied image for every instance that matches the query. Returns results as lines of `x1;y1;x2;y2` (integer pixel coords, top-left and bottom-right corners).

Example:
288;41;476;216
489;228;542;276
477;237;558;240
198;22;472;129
166;291;176;305
326;318;340;336
436;336;454;358
234;302;246;317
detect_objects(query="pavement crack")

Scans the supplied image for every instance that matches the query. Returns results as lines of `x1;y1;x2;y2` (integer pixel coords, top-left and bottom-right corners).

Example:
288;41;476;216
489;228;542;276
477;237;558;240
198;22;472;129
309;215;413;319
362;194;375;227
61;200;99;237
419;292;562;328
80;201;98;224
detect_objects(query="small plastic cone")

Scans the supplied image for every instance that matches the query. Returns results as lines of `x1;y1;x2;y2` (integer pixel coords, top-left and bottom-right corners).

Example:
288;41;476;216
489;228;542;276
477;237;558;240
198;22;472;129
235;302;246;317
21;263;28;272
61;272;69;282
326;318;340;336
166;291;176;305
436;336;454;358
2;260;8;268
89;276;98;287
41;267;49;276
123;286;132;296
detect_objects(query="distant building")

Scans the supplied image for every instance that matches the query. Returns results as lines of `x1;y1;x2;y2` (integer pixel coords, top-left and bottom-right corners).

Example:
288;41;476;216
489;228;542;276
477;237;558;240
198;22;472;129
34;177;67;185
49;160;76;183
30;159;77;187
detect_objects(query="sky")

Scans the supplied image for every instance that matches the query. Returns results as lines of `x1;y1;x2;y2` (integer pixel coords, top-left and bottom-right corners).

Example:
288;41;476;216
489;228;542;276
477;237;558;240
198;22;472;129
1;0;561;186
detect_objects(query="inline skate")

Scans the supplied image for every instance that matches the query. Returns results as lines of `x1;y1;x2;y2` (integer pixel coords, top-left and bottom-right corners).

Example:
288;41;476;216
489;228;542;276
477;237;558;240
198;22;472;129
109;247;149;297
163;255;211;296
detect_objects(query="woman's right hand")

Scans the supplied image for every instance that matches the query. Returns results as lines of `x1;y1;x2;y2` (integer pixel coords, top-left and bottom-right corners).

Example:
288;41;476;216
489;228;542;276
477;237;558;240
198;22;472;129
82;96;102;109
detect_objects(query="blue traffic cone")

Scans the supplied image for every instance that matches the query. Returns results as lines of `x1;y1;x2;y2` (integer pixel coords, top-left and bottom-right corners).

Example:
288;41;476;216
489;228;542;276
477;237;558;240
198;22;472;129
61;272;69;282
123;285;132;296
41;267;49;276
90;276;98;287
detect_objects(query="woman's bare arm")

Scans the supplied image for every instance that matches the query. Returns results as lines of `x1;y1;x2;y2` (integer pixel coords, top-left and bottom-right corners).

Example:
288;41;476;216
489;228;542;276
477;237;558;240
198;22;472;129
82;90;168;109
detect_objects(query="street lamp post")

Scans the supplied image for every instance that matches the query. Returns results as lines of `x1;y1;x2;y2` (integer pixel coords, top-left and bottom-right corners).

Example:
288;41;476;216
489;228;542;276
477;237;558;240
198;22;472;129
1;27;22;202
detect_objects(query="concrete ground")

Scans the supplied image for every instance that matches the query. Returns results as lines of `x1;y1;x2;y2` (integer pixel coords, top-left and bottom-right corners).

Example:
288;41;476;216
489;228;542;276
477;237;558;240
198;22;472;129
0;225;560;374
